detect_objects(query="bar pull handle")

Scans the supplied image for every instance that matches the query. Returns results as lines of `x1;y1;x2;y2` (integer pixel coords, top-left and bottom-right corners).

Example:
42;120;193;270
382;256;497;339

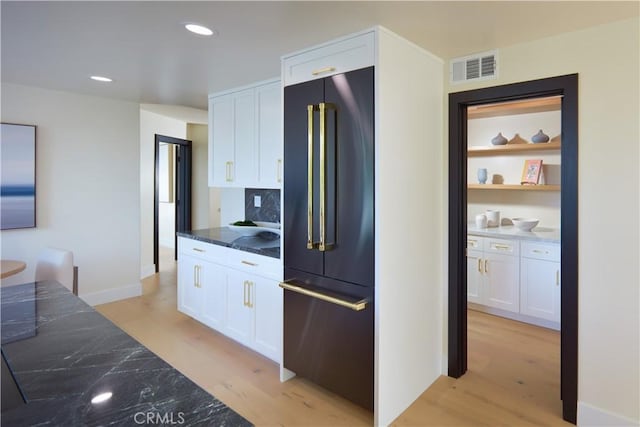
277;159;282;183
225;161;234;182
247;281;253;308
484;259;489;274
307;104;315;249
311;66;336;76
532;249;550;255
279;282;368;311
319;102;327;252
193;265;198;288
193;248;205;253
478;258;483;274
241;260;258;267
556;270;560;286
493;243;511;251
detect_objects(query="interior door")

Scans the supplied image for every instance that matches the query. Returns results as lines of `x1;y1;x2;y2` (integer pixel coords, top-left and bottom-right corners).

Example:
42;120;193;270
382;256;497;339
175;144;192;251
284;79;324;276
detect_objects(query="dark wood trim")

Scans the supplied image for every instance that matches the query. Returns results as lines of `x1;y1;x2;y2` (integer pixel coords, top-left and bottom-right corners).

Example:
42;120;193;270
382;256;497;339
154;134;192;274
448;74;579;424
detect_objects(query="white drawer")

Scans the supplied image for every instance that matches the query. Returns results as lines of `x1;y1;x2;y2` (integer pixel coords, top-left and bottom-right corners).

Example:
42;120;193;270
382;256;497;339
521;242;560;262
282;31;375;86
225;250;282;281
485;237;519;256
178;237;226;263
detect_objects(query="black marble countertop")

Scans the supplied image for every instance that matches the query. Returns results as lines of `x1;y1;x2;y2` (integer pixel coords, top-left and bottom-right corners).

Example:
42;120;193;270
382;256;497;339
0;281;251;426
178;227;281;259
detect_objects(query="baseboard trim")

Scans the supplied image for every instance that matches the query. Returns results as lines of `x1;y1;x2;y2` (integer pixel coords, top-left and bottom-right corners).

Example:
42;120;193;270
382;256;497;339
578;401;639;426
140;264;156;279
80;283;142;307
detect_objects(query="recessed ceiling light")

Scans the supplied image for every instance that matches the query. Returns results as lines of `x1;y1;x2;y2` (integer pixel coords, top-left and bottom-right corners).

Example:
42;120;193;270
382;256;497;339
90;76;113;83
185;23;215;36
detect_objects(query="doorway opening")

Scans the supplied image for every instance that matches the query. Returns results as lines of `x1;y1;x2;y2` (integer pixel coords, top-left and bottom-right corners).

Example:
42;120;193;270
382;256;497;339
154;134;192;274
448;75;578;424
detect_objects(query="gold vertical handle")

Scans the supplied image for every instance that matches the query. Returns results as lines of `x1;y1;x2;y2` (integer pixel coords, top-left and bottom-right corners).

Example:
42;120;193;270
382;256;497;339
247;281;253;308
225;161;234;182
307;104;315;249
556;270;560;286
319;102;327;252
277;159;282;183
193;265;198;288
478;258;483;274
484;259;489;274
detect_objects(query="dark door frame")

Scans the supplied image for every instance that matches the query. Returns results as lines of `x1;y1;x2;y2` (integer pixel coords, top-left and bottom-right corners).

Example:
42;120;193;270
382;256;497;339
447;74;578;423
154;134;192;273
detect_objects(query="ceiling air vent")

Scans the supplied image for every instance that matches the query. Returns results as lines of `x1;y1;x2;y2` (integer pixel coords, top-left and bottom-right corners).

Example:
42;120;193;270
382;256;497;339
450;50;497;84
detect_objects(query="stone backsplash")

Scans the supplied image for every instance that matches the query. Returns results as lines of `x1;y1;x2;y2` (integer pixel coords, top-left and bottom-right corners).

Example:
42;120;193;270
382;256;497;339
244;188;280;223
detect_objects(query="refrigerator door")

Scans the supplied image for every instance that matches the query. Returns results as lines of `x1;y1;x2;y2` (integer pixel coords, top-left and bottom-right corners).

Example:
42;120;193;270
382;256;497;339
284;79;324;276
323;67;374;288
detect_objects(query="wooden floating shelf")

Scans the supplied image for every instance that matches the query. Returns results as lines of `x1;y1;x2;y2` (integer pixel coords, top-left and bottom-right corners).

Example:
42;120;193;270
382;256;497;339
468;184;561;191
467;96;562;119
468;140;560;156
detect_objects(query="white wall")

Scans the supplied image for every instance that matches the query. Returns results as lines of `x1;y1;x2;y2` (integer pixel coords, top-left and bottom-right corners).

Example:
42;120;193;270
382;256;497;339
139;109;186;277
0;83;141;305
444;17;640;425
187;123;210;230
219;187;245;226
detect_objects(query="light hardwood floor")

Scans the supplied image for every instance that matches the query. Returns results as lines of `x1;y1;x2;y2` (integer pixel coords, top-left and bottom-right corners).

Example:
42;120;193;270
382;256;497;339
97;251;571;426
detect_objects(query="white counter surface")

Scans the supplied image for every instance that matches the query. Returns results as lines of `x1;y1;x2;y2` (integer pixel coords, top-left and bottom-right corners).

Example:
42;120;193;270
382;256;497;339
468;223;560;243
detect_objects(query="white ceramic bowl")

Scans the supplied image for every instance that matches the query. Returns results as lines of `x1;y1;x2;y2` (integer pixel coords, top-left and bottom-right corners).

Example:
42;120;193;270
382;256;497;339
228;222;281;236
512;218;539;231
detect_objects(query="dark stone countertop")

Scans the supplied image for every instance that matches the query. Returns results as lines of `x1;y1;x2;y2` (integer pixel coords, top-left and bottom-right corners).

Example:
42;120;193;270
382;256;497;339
178;227;281;259
0;281;251;426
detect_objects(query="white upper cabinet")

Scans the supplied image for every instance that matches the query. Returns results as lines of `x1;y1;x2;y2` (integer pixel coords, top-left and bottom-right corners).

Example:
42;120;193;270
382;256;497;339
208;79;281;188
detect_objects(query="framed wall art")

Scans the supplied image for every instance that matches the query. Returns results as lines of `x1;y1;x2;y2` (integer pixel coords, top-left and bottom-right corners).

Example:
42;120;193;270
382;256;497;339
521;159;543;185
1;123;36;230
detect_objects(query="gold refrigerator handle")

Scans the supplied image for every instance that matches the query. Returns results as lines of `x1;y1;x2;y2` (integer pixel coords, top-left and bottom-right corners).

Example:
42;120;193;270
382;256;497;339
319;102;327;252
279;282;368;311
307;104;315;250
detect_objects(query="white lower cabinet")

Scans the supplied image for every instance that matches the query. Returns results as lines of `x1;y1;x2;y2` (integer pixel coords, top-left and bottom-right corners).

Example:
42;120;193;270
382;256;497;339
466;236;519;313
467;234;561;328
177;237;282;363
520;242;561;323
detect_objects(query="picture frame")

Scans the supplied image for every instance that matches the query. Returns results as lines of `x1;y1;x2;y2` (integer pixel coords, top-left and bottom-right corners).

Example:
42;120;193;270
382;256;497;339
1;123;36;230
521;159;543;185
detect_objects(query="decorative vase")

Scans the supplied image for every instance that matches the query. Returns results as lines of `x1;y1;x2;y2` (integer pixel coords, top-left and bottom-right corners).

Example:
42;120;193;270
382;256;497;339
531;129;550;143
491;132;508;145
475;214;488;228
477;168;488;184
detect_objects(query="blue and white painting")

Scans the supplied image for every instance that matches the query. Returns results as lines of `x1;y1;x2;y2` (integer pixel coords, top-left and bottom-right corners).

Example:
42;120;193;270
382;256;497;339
1;123;36;230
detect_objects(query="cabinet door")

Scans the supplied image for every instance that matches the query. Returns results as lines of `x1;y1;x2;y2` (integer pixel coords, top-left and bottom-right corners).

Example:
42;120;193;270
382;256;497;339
225;269;254;345
521;258;561;322
209;94;235;186
178;255;204;319
483;253;519;313
257;82;282;188
253;277;282;362
200;262;227;330
233;88;257;186
466;249;483;304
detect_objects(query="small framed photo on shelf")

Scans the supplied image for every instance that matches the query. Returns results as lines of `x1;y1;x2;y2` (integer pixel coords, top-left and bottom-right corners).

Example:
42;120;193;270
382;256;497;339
521;159;543;185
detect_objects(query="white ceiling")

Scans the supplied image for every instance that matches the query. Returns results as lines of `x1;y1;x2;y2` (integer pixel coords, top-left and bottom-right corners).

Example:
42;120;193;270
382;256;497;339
2;1;637;112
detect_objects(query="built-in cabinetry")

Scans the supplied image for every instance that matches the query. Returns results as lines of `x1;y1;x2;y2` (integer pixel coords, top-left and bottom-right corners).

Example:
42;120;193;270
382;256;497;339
467;234;560;329
467;236;519;313
177;237;282;362
208;78;282;188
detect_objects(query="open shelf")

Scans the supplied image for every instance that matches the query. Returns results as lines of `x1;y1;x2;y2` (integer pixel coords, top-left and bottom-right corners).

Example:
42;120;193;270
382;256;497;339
468;140;561;156
467;96;562;119
468;184;560;191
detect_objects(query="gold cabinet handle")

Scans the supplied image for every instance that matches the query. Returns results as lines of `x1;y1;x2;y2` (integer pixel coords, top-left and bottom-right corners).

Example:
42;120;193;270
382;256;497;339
484;259;489;274
193;265;198;288
556;270;560;286
241;260;258;267
279;281;368;311
468;239;477;248
307;104;315;249
478;258;483;274
193;248;205;253
247;281;253;308
493;243;511;251
277;159;282;183
532;249;550;254
225;161;234;182
311;66;336;76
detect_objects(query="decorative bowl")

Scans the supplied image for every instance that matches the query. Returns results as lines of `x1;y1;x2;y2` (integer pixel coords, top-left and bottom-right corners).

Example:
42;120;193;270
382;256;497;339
228;222;281;236
512;218;539;231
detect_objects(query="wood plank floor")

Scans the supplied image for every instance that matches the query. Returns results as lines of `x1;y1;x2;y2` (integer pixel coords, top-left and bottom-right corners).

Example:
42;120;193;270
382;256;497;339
96;251;570;426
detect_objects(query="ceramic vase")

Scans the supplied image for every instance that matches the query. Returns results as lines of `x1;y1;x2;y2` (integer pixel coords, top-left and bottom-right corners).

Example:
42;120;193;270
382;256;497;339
491;132;508;145
477;168;488;184
531;129;550;143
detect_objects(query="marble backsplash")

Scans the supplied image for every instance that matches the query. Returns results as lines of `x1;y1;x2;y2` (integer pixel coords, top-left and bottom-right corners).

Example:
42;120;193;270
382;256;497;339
245;188;280;223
